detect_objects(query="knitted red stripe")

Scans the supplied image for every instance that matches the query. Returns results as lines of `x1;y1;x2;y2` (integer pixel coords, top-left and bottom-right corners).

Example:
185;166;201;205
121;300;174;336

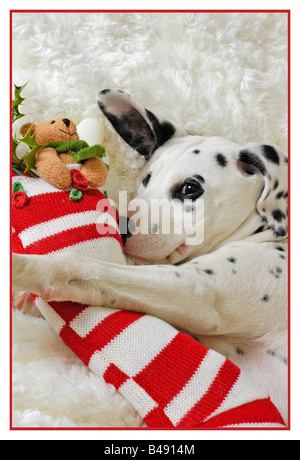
48;301;88;323
11;189;116;230
60;310;143;367
22;223;123;255
177;359;241;427
59;324;92;366
11;231;24;254
103;363;130;390
134;333;208;407
143;406;174;428
199;398;286;428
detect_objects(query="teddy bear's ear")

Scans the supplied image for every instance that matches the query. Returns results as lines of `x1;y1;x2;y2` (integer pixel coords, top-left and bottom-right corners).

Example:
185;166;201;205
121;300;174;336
20;122;36;136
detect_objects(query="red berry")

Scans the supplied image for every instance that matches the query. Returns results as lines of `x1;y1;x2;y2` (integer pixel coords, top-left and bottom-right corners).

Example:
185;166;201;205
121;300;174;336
12;191;29;208
70;169;88;191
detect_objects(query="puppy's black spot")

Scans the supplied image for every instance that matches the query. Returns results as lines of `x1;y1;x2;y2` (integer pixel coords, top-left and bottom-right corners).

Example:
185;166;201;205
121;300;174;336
272;209;285;222
232;269;237;275
275;226;287;237
238;150;266;176
261;294;270;302
273;179;279;190
275;246;285;252
253;225;265;234
204;269;214;275
261;145;280;165
100;89;111;94
193;149;200;154
269;269;280;279
175;272;181;278
275;266;282;274
215;153;227;167
227;257;236;264
279;254;286;260
267;350;288;366
276;190;284;200
284;191;288;199
236;347;245;356
142;172;152;188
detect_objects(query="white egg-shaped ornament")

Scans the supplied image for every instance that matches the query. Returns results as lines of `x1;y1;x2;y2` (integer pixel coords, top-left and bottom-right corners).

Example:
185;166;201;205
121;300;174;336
77;117;104;146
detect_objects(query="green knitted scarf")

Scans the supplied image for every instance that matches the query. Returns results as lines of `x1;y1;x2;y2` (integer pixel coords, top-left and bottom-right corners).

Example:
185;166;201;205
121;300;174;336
46;140;106;162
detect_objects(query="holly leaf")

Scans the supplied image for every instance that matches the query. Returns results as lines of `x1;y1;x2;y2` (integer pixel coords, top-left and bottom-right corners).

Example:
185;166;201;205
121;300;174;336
12;83;27;123
19;124;46;172
12;135;19;163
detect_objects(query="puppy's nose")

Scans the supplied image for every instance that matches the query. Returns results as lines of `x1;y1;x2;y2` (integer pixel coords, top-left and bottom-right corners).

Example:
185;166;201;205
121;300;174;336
62;118;70;128
151;223;159;235
118;216;135;247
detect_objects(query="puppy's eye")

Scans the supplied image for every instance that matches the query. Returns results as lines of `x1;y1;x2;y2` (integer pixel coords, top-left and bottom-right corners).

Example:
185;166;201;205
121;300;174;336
50;120;56;124
173;178;204;201
181;183;200;196
142;172;152;188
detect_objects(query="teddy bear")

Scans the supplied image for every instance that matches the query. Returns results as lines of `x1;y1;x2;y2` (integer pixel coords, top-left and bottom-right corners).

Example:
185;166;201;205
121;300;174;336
19;117;108;190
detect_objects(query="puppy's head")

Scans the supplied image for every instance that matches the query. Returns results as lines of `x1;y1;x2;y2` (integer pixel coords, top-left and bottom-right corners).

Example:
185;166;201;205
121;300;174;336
98;90;288;265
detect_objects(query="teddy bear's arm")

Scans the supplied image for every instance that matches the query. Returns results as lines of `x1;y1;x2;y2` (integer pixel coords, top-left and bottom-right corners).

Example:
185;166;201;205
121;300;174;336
59;153;77;165
35;147;72;190
80;157;108;188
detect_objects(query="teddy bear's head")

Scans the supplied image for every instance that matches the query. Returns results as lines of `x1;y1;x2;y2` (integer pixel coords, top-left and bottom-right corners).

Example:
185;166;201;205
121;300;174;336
20;117;80;144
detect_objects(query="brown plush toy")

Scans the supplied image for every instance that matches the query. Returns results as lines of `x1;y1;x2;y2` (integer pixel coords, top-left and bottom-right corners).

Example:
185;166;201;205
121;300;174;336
19;117;108;189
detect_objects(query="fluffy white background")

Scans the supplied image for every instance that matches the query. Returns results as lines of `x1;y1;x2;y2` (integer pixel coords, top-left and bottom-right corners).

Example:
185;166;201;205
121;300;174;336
12;11;288;428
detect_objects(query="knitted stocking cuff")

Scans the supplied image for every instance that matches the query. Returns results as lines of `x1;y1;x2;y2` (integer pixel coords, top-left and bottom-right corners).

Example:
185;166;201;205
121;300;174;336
33;296;286;429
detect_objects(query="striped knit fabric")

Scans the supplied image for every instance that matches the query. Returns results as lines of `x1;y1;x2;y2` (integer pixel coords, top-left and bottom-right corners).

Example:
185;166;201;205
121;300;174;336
11;169;286;429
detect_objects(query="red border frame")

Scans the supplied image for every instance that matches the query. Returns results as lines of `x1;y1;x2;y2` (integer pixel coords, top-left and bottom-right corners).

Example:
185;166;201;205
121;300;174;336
9;9;291;432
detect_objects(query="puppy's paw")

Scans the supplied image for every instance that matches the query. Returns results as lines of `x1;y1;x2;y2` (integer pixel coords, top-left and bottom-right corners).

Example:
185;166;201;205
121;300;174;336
12;291;42;317
12;252;71;295
41;278;105;306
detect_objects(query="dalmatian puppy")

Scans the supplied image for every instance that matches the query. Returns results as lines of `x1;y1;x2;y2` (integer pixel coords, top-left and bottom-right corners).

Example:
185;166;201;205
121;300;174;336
12;90;288;423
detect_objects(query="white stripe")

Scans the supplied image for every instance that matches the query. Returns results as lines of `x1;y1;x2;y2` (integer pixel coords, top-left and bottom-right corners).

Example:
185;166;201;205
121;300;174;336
70;306;120;338
164;349;226;426
48;237;126;263
89;316;178;377
88;354;110;378
119;379;158;419
19;211;103;247
12;175;62;197
34;297;66;334
96;213;119;232
204;371;267;423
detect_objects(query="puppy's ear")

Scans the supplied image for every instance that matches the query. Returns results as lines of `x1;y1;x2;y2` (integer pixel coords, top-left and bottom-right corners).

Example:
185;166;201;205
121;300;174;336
98;89;180;160
237;143;288;240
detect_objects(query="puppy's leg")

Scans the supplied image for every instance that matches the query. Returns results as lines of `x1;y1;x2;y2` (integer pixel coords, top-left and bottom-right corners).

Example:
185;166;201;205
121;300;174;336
12;240;287;339
12;253;219;335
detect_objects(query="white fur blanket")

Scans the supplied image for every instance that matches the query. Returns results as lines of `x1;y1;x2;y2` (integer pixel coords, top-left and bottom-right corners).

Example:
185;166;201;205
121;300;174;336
12;11;288;428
